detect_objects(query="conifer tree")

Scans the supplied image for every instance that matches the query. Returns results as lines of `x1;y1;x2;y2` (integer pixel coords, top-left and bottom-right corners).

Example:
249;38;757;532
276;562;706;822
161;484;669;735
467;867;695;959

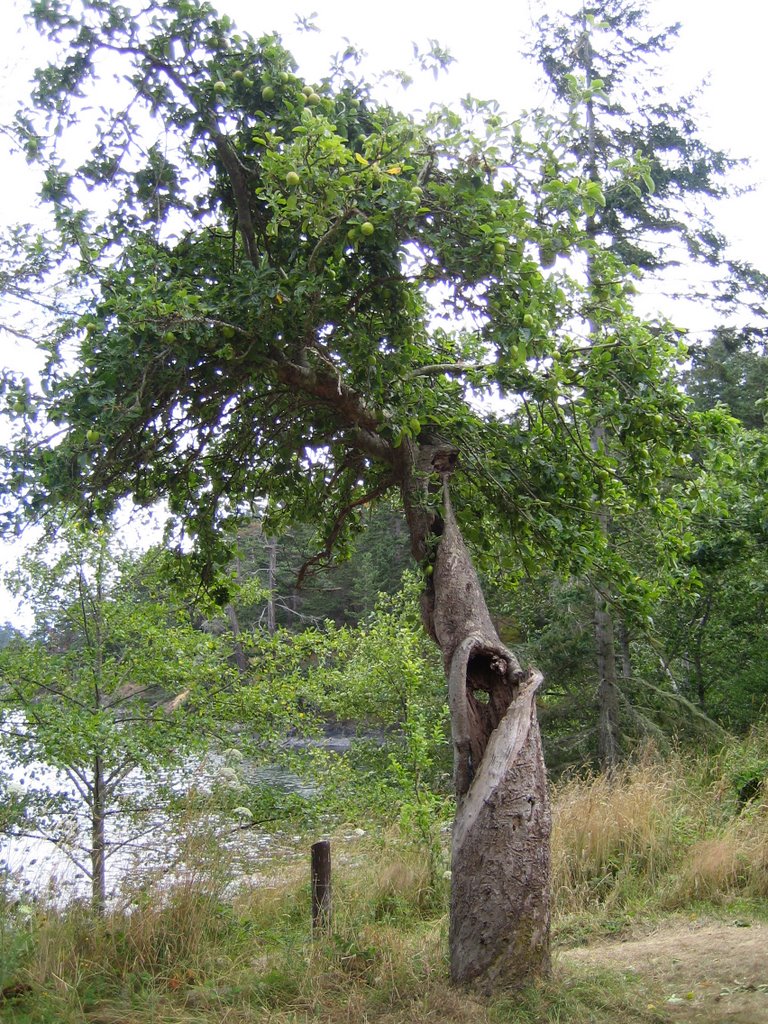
530;0;768;767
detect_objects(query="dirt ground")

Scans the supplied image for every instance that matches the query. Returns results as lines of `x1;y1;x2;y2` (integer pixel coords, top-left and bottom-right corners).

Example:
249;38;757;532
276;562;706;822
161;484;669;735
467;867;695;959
561;918;768;1023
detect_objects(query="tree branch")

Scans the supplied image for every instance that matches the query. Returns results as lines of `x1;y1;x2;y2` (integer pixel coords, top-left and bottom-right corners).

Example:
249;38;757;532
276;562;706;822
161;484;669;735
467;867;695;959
296;473;398;588
208;129;261;266
273;360;389;438
407;361;490;379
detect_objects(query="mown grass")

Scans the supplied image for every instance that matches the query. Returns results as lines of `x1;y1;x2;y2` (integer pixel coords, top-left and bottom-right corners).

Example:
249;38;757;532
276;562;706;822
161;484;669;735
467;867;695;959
1;731;766;1024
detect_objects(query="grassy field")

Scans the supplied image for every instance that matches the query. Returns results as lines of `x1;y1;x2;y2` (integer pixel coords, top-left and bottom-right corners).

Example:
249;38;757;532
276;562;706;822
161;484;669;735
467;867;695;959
1;734;766;1023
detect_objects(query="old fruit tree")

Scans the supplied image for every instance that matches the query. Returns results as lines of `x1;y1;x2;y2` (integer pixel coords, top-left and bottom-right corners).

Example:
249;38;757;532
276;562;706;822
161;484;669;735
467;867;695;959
1;0;693;990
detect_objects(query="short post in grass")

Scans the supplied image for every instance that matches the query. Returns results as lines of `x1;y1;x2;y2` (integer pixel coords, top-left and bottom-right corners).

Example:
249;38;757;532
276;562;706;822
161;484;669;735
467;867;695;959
311;839;332;935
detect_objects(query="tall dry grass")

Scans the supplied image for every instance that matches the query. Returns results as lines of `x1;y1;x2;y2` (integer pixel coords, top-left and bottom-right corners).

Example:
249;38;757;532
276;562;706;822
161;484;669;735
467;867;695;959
677;809;768;900
3;841;457;1024
551;755;688;913
551;743;768;919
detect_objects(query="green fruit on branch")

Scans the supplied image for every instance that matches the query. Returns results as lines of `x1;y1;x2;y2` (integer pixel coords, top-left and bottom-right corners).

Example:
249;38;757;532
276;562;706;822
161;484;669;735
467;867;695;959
538;244;556;269
261;85;275;101
285;171;300;187
213;80;227;94
360;221;375;236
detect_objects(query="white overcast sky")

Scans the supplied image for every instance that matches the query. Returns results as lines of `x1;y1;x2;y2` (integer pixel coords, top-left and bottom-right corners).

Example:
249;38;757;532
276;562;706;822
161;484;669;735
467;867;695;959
1;0;766;255
0;0;766;624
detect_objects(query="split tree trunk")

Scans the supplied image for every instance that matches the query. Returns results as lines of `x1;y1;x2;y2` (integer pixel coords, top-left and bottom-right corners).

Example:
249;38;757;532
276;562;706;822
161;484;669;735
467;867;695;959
401;442;551;992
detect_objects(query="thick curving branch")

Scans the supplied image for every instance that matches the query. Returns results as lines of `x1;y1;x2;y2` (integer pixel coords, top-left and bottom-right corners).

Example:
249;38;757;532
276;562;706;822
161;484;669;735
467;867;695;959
295;472;397;588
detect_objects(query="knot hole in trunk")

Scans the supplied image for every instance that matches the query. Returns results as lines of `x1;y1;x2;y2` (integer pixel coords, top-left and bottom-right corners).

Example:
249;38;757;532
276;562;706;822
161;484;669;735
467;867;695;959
466;650;520;769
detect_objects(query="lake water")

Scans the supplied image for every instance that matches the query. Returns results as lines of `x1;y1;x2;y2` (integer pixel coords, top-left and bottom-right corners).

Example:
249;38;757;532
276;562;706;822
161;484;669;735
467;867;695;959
0;740;320;906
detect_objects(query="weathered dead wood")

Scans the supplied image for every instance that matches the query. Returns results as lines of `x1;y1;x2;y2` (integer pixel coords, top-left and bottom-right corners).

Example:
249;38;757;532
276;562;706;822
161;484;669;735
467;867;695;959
311;839;332;935
409;470;552;991
449;667;550;991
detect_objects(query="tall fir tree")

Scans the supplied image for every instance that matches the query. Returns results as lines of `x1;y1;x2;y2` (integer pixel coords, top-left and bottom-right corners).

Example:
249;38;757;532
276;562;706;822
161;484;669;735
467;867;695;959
529;0;768;767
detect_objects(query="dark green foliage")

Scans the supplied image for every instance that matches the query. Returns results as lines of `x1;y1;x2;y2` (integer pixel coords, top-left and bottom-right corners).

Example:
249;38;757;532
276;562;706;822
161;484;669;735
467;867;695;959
531;0;742;277
683;328;768;429
2;0;767;868
507;0;768;759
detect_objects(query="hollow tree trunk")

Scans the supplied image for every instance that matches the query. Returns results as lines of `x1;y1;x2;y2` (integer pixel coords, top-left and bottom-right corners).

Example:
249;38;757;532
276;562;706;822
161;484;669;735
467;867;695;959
401;442;551;992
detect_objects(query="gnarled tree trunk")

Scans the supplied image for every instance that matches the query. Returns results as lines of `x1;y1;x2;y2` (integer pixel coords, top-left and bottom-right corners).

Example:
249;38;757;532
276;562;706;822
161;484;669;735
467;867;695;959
401;442;551;992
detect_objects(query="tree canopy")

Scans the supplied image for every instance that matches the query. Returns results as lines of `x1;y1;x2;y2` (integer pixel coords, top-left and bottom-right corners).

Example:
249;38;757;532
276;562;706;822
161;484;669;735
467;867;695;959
1;0;694;595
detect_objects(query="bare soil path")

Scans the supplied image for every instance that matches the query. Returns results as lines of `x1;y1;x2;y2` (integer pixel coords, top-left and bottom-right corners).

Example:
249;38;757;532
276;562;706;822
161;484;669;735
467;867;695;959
561;918;768;1023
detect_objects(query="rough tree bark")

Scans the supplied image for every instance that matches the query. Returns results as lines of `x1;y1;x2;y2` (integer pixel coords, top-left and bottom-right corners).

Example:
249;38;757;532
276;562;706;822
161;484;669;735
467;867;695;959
401;441;551;992
91;754;107;915
618;620;633;683
583;26;622;778
266;535;278;636
594;588;621;776
225;603;249;673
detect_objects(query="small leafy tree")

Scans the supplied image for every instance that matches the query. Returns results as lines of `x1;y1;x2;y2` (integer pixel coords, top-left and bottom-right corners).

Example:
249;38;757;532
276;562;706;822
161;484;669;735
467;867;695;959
0;526;237;912
233;573;451;866
1;0;703;987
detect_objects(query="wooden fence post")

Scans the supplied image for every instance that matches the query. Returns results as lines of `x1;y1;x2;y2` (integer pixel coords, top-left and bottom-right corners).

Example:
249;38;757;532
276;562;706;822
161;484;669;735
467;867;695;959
311;839;332;935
